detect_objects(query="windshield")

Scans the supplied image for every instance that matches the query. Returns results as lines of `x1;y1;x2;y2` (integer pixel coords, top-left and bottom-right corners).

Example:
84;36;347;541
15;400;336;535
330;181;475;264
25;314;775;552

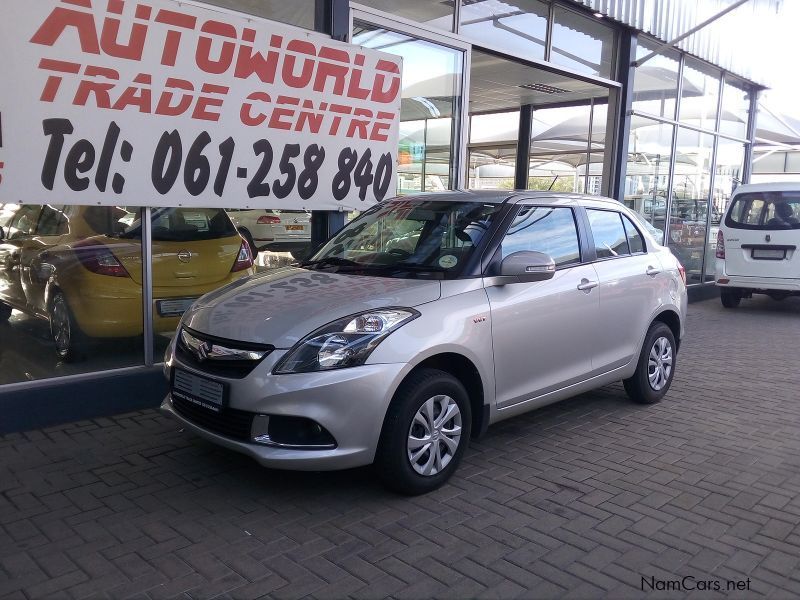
725;192;800;230
303;199;504;278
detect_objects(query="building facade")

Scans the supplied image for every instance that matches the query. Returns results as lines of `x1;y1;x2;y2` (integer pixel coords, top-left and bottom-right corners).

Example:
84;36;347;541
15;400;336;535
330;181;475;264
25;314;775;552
0;0;776;428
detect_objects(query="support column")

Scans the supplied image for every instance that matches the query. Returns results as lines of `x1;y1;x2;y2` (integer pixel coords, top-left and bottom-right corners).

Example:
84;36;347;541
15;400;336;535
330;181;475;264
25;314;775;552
311;211;346;249
610;31;637;202
515;105;533;190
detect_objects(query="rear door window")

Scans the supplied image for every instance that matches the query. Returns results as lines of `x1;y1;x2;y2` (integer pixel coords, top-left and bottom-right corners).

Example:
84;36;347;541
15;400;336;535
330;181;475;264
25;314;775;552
587;209;630;258
726;192;800;229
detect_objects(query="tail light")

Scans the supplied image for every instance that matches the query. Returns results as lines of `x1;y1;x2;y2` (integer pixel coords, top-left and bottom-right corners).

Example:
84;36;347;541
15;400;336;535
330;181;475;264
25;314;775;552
677;263;686;285
73;239;130;278
257;215;281;224
231;239;254;272
715;230;725;259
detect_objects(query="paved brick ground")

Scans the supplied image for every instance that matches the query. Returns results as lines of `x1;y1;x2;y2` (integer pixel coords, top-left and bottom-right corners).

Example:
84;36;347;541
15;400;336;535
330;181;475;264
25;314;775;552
2;296;800;599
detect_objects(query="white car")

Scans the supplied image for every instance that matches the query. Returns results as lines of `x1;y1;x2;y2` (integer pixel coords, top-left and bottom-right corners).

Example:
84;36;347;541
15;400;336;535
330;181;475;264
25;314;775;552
226;209;311;258
715;182;800;307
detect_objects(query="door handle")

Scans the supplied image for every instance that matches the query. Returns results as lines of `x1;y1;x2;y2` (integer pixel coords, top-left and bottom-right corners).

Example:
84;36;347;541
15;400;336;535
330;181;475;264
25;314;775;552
577;278;598;291
646;266;661;277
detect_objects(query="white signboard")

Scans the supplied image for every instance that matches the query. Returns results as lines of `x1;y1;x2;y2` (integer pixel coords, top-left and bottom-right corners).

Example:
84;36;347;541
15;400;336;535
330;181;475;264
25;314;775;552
0;0;402;210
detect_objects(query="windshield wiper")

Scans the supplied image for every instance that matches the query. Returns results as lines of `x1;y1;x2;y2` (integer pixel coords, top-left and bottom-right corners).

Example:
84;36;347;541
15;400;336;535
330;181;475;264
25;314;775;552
372;262;447;273
298;256;360;269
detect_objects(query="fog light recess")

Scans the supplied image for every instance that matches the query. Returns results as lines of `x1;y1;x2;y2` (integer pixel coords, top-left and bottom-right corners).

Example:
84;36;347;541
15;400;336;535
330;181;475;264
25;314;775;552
251;415;337;449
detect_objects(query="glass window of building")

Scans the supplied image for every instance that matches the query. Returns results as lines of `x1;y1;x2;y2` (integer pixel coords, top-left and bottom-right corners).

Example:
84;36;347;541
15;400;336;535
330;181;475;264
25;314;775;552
720;78;751;140
705;138;746;281
623;118;674;241
200;0;316;29
680;58;721;131
459;0;549;61
356;0;455;31
668;128;714;284
353;23;463;193
468;111;520;190
632;37;680;119
550;5;616;79
0;205;144;385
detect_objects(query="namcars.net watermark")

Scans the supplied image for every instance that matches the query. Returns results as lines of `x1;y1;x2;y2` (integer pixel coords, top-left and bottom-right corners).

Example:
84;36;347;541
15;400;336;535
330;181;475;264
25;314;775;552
642;575;752;593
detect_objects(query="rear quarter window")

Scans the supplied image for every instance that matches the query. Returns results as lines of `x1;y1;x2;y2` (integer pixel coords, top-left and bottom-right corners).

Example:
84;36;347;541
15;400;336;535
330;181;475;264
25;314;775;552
725;192;800;230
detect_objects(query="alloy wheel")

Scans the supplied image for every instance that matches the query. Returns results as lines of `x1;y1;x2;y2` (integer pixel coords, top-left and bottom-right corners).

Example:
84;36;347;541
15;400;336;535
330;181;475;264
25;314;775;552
647;336;673;391
407;395;462;476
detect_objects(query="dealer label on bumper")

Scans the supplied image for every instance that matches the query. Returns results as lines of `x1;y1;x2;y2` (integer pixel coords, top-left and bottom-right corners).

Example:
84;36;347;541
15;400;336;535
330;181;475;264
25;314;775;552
172;369;226;412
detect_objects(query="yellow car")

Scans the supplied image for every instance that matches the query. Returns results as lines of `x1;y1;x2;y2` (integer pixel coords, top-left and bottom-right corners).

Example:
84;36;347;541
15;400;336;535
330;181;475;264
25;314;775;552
0;205;254;360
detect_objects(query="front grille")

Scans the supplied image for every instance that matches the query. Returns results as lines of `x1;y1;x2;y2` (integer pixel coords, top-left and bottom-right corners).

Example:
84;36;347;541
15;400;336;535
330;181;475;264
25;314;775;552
172;394;255;441
175;327;273;378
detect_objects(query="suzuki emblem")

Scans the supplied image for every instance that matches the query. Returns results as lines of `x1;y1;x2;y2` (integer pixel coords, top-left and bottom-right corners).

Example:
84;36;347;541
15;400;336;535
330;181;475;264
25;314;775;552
177;250;192;263
196;342;211;361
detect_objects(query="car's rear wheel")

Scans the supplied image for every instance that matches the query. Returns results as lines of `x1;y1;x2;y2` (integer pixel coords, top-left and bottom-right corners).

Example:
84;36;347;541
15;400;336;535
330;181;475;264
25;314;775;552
720;289;741;308
624;322;677;405
376;368;471;495
49;291;83;362
0;302;12;323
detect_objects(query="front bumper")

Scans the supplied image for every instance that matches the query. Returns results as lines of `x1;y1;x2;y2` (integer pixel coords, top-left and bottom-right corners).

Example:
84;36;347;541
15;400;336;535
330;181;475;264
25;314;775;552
160;358;409;471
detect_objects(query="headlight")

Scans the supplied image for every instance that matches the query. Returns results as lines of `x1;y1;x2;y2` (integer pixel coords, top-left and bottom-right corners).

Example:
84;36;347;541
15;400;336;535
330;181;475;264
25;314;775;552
273;308;420;374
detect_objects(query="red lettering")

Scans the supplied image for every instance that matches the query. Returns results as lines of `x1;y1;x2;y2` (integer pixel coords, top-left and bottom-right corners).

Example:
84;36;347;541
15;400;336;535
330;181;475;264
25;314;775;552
313;47;350;95
269;107;294;130
346;108;372;139
281;40;316;88
111;73;152;113
73;65;119;108
38;58;81;102
155;9;196;67
30;4;100;54
370;120;391;142
154;77;194;116
372;59;401;103
192;83;227;121
234;34;281;84
296;100;322;134
240;91;270;126
100;15;147;60
196;20;237;75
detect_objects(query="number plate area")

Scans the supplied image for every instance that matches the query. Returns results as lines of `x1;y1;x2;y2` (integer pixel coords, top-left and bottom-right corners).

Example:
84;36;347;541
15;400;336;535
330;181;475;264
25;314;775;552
752;248;786;260
285;225;304;231
157;298;197;317
171;369;226;413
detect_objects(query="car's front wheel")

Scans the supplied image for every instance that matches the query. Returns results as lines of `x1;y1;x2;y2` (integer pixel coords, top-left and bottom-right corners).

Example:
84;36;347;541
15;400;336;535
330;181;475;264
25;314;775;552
49;291;83;362
376;368;471;495
624;322;677;404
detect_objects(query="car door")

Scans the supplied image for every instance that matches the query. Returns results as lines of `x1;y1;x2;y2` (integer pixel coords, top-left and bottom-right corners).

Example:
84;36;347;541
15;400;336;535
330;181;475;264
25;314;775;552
486;204;600;409
0;205;42;311
584;208;663;372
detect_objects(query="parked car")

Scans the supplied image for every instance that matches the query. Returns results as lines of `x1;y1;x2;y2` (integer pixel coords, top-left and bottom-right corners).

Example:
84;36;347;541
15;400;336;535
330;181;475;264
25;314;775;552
0;205;254;360
715;182;800;307
226;209;311;258
162;191;687;495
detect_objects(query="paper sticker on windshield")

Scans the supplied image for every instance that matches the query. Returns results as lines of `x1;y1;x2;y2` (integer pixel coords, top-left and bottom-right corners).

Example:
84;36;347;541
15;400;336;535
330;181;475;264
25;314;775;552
439;255;458;269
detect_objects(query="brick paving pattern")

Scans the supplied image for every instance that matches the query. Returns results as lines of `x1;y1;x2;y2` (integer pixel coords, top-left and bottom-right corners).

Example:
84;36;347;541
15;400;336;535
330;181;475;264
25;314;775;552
2;296;800;599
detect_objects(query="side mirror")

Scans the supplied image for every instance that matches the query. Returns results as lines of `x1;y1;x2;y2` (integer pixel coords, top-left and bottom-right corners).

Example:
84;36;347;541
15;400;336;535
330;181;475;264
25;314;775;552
492;251;556;285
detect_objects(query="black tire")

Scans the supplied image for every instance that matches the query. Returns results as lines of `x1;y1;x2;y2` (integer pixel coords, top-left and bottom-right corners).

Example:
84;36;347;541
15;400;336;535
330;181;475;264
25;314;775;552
239;229;258;256
375;368;472;495
623;322;677;405
49;291;84;362
720;289;741;308
0;302;11;323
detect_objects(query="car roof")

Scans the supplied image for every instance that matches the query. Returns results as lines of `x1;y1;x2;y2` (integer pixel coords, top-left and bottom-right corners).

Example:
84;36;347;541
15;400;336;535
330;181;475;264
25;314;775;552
730;182;800;195
386;190;623;207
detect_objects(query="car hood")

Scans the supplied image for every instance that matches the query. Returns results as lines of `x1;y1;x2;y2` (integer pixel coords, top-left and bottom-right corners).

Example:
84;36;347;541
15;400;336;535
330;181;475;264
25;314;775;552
181;267;441;348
